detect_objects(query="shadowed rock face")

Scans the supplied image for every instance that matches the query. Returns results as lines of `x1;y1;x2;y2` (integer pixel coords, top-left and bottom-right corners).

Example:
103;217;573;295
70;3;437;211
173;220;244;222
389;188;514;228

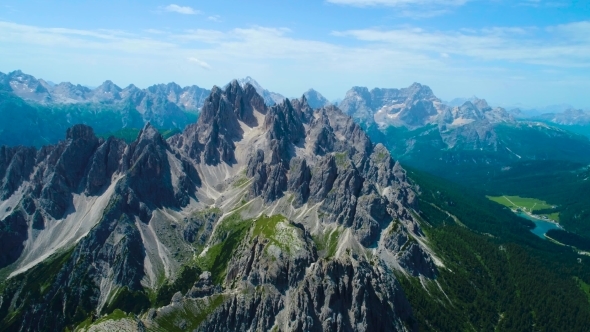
0;210;28;268
0;83;435;332
0;146;36;200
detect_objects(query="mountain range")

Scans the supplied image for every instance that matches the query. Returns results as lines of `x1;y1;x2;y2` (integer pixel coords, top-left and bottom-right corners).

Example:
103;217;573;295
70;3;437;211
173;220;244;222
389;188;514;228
0;71;296;147
337;83;590;177
0;81;434;331
1;76;590;331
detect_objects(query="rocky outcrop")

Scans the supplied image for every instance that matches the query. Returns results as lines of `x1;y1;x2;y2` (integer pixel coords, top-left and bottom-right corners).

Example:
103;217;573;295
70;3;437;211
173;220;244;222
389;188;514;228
0;146;36;199
287;157;311;207
246;149;288;202
183;210;221;246
30;125;100;219
224;220;317;291
283;257;415;332
85;137;127;195
308;155;338;203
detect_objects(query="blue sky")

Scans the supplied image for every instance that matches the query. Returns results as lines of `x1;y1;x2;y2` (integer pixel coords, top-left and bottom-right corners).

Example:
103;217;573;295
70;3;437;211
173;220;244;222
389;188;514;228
1;0;589;108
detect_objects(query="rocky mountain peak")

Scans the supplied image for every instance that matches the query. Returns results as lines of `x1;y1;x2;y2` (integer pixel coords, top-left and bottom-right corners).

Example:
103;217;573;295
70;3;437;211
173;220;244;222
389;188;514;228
66;124;97;141
96;80;121;93
405;82;436;100
136;122;163;143
237;76;285;106
472;98;491;112
5;69;51;102
172;81;266;164
303;88;330;109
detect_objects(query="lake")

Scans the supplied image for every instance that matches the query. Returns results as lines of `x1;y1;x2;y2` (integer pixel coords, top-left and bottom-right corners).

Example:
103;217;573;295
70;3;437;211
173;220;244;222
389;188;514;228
516;212;561;239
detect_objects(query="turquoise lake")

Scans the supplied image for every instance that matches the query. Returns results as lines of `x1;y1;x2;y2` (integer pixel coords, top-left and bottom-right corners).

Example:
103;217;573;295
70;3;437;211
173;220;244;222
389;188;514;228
516;212;561;239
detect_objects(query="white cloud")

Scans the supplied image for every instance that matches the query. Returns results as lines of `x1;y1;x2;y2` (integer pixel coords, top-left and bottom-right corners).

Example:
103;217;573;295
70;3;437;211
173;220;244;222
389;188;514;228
188;57;211;69
2;20;589;69
164;4;199;15
333;22;590;67
208;15;222;22
0;20;589;106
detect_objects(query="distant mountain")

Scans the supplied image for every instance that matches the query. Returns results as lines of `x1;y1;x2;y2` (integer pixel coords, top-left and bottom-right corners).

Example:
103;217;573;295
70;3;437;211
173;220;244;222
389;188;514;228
0;70;210;112
339;83;513;131
302;88;330;109
535;108;590;126
339;83;590;186
237;76;285;106
0;70;212;146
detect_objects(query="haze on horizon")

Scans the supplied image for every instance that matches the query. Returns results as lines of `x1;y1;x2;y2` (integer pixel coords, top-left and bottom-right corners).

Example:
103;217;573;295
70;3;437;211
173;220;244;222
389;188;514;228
1;0;589;109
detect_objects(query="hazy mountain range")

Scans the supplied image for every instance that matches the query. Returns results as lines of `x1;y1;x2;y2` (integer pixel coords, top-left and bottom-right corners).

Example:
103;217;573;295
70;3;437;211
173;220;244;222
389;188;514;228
1;73;590;331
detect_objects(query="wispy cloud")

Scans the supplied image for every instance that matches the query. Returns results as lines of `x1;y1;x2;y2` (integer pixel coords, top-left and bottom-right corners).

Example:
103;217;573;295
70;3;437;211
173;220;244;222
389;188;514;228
208;15;222;22
1;20;589;105
327;0;469;18
164;4;199;15
332;22;590;67
2;20;589;69
326;0;469;7
188;57;211;69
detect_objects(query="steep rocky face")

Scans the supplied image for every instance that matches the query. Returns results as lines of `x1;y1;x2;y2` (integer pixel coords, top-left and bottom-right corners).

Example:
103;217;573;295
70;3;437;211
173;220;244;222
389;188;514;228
0;84;437;331
84;136;127;195
0;146;36;199
172;81;267;164
0;121;207;331
282;257;414;332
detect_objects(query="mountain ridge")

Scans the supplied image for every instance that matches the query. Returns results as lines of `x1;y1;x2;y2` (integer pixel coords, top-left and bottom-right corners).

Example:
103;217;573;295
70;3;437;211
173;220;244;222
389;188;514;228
0;81;435;331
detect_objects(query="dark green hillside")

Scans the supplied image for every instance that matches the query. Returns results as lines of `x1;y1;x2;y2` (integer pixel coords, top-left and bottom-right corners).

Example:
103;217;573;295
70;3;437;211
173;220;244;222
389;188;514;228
473;161;590;240
401;168;590;331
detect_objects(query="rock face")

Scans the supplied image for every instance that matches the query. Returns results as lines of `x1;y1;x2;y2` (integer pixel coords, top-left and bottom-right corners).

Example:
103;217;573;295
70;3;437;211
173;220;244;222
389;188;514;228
283;257;414;332
0;82;437;332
